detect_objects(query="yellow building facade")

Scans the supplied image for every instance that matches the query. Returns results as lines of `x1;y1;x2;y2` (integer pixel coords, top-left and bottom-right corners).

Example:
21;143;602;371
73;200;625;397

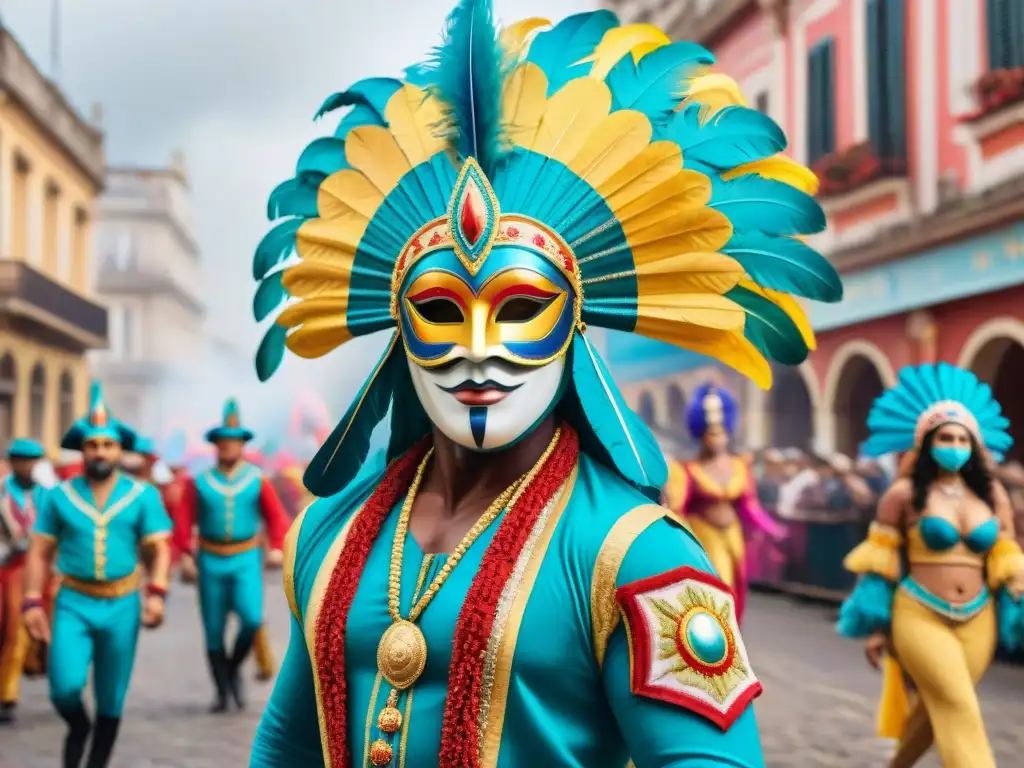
0;28;106;456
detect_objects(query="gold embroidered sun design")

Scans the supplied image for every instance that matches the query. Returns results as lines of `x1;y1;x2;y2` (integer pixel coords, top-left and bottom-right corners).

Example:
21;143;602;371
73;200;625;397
649;585;749;704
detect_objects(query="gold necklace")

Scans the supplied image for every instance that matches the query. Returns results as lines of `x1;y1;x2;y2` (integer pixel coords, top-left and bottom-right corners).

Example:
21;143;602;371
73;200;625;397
369;428;561;766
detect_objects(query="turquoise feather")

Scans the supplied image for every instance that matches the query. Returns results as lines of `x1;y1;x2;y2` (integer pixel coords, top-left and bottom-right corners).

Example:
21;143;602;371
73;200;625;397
252;271;286;323
254;323;288;382
726;285;808;365
267;176;321;220
417;0;508;172
305;334;404;497
722;232;842;302
526;10;617;96
606;42;712;123
570;333;667;489
252;218;301;280
387;360;432;462
709;176;826;236
664;105;785;172
334;104;387;138
297;137;349;177
314;77;402;120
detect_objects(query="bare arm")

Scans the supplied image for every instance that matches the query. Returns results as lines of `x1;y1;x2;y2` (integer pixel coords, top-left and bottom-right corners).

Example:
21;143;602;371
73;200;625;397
22;533;57;643
992;480;1016;538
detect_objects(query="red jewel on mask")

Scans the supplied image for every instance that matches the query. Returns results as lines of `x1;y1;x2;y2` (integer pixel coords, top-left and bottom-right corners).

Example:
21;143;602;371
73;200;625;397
460;190;484;246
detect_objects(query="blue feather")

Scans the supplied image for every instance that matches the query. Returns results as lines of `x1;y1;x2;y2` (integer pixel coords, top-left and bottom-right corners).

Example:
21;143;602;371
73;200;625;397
722;232;842;302
252;271;286;323
526;11;618;95
726;285;808;365
254;323;288;382
297;137;349;178
313;77;402;120
334;104;387;139
606;42;713;123
709;176;826;236
570;333;667;489
416;0;508;172
663;105;786;172
387;359;432;462
403;62;433;88
252;218;301;280
267;176;321;220
305;333;403;497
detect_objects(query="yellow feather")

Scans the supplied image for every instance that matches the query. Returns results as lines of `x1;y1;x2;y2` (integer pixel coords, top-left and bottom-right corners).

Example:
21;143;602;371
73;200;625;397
633;321;772;388
596;141;683;210
281;261;352;298
285;315;354;359
503;63;548;149
612;170;711;222
739;279;818;350
634;252;744;295
621;204;732;250
634;293;745;331
722;155;820;195
680;72;747;122
530;78;612;162
277;298;349;328
501;17;550;61
318;169;383;221
578;24;672;80
295;218;361;266
344;126;412;197
383;85;446;166
566;111;652;189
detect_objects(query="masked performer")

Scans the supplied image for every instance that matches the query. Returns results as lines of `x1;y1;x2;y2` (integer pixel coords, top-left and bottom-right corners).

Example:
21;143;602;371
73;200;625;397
837;363;1024;768
0;438;45;723
22;383;172;768
676;384;785;623
247;2;841;764
174;399;289;712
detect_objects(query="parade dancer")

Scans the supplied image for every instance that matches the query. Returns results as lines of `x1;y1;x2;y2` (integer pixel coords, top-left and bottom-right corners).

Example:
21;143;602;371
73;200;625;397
174;399;288;712
22;382;172;768
247;2;841;764
673;384;785;624
838;363;1024;768
0;438;45;723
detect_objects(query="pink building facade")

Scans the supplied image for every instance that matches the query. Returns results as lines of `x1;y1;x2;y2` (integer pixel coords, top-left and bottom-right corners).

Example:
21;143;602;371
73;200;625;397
606;0;1024;460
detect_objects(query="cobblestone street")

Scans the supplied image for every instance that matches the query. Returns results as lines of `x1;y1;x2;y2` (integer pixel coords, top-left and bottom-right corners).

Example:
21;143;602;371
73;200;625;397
2;583;1023;767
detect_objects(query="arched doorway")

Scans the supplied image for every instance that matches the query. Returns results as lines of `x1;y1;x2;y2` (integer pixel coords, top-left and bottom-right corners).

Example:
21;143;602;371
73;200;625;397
637;390;656;426
769;365;814;451
59;370;75;434
29;363;46;441
0;354;15;447
831;355;885;457
966;335;1024;463
665;383;686;433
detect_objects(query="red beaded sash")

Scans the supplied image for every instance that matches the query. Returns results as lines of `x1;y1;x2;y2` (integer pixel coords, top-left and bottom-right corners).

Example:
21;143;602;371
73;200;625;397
314;426;579;768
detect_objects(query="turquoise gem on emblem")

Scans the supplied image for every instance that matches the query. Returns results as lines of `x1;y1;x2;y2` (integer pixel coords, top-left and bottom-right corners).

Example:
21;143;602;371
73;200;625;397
685;611;727;664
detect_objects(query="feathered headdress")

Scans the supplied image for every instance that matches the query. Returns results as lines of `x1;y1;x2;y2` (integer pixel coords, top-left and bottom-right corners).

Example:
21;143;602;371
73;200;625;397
252;1;841;496
61;381;138;452
686;383;739;439
205;398;255;444
862;363;1013;460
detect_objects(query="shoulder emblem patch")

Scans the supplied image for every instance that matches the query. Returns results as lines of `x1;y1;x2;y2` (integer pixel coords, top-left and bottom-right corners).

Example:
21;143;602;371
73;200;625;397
616;565;761;730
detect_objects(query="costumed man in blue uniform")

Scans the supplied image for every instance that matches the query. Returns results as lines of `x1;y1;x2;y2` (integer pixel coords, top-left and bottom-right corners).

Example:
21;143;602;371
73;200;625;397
21;383;172;768
0;437;46;723
174;399;289;713
248;2;842;765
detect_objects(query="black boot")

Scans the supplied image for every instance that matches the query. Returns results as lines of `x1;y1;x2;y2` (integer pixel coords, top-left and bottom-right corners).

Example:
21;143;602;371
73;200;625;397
206;650;230;714
0;701;15;724
227;630;256;711
85;715;121;768
56;704;91;768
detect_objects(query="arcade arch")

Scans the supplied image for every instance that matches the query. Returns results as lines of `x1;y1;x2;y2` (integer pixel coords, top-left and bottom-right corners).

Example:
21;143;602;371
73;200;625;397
958;318;1024;462
822;341;896;457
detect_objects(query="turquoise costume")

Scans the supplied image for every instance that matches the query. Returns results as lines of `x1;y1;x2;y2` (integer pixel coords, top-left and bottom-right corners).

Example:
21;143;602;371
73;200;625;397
174;399;288;711
248;2;840;765
33;382;171;767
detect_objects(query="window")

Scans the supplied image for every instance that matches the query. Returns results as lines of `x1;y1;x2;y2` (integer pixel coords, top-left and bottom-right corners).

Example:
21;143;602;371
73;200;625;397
71;207;88;289
29;363;46;441
59;370;75;434
986;0;1024;69
666;384;687;429
867;0;907;165
638;391;656;426
806;38;836;165
754;91;769;115
0;354;16;448
43;180;60;272
115;230;135;271
122;305;137;359
11;154;29;260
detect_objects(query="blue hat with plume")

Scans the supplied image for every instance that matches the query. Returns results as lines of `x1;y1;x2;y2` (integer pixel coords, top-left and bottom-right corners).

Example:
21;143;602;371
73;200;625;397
686;383;739;439
862;362;1013;461
7;437;44;459
205;398;255;444
61;381;137;452
251;0;841;498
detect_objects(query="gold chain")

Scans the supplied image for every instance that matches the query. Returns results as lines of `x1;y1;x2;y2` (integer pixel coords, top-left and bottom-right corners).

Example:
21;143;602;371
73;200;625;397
387;426;562;624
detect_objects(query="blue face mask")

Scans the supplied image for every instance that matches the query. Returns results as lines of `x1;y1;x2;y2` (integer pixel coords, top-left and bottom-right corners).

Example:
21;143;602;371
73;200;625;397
930;446;972;472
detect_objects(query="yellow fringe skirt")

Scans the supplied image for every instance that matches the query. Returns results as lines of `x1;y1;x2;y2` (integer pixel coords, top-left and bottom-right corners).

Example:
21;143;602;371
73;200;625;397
686;515;745;588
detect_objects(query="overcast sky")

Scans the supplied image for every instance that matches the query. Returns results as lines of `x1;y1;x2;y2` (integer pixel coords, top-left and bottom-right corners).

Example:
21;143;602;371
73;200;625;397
0;0;596;418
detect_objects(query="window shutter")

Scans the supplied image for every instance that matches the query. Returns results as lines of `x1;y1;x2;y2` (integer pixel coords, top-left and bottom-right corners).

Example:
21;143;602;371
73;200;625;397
821;41;836;157
807;47;822;163
884;0;907;161
867;0;883;156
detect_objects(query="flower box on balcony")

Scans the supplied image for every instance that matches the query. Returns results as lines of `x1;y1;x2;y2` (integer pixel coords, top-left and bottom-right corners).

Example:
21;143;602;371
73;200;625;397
962;67;1024;123
812;142;906;199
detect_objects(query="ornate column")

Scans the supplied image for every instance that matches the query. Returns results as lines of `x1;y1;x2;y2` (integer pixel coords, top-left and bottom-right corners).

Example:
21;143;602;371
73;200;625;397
906;310;938;365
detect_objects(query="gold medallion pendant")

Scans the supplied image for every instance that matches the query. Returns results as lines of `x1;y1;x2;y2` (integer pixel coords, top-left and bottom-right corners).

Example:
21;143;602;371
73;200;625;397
377;619;428;690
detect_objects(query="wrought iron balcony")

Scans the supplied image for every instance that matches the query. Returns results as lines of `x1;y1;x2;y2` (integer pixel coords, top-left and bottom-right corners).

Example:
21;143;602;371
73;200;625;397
0;259;107;350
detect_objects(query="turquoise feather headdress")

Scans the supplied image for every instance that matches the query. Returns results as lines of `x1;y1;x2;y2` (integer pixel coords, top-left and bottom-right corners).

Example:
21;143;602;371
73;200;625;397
862;363;1013;460
61;381;138;452
205;398;255;444
251;2;842;497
